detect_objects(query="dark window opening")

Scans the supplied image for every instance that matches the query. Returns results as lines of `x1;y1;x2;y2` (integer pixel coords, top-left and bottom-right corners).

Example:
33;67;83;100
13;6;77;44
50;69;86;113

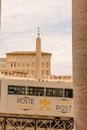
65;89;73;98
27;87;44;96
46;88;63;97
8;85;26;95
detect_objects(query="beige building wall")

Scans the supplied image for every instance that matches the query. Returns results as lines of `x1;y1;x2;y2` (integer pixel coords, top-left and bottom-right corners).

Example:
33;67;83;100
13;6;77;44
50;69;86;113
0;58;6;72
0;78;73;117
72;0;87;129
5;51;51;79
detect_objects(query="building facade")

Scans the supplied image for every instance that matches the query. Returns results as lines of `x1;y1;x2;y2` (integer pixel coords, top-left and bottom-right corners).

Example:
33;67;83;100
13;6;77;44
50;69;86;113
0;34;51;79
0;58;6;71
5;51;51;79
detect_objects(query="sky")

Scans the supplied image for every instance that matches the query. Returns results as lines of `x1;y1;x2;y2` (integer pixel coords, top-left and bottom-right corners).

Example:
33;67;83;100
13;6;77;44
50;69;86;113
0;0;72;76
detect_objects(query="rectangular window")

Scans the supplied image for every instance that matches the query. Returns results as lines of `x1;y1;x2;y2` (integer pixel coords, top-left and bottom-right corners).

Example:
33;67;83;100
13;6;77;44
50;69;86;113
8;85;26;95
27;87;44;96
47;62;49;68
32;62;34;67
42;70;44;75
65;89;73;98
46;88;63;97
27;63;29;67
32;70;34;75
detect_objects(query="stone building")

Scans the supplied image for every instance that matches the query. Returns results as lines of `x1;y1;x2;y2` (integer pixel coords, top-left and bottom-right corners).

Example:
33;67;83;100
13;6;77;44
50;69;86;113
0;58;6;71
0;32;51;79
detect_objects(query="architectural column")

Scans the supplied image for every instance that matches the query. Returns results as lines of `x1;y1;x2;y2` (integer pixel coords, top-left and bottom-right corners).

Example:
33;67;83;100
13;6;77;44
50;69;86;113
72;0;87;130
